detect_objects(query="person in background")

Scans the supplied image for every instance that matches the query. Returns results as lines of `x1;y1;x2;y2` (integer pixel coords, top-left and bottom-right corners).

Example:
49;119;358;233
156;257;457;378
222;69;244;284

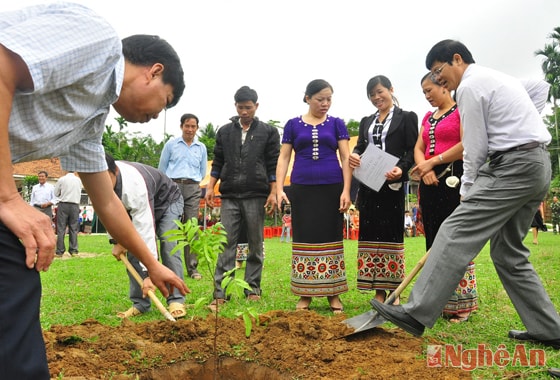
551;196;560;235
349;75;418;304
411;72;477;323
371;40;560;352
276;79;351;313
0;4;188;378
205;86;280;311
404;210;416;238
29;170;56;222
159;113;207;280
106;153;187;319
530;201;546;245
280;206;292;243
54;171;82;257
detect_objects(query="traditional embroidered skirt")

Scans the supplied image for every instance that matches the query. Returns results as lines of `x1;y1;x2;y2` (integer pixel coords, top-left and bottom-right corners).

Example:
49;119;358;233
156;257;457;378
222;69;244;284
235;243;265;261
235;224;264;262
356;183;405;291
289;183;348;297
236;243;249;261
442;261;478;315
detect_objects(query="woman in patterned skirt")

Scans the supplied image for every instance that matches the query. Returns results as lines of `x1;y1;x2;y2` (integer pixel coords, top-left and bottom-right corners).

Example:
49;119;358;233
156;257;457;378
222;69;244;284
411;72;478;322
276;79;352;314
349;75;418;303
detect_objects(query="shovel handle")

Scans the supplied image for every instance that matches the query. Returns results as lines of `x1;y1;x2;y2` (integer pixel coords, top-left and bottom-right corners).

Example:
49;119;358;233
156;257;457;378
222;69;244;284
119;253;176;322
385;249;430;305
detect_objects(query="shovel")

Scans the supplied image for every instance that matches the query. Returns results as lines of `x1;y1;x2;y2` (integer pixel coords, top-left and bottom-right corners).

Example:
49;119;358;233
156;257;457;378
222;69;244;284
342;249;429;336
119;253;176;322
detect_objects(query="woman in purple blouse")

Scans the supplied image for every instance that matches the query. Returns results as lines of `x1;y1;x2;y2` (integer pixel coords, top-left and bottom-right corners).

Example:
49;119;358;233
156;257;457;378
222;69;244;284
276;79;352;313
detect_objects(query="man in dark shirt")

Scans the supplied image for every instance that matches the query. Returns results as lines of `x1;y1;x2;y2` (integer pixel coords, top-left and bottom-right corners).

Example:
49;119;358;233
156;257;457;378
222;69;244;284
205;86;280;311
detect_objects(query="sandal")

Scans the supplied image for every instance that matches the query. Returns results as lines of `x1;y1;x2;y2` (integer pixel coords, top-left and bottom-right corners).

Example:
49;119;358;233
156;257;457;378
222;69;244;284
296;297;311;311
168;302;186;319
444;312;470;323
449;314;470;323
327;296;344;315
190;273;202;280
117;306;142;319
330;306;344;315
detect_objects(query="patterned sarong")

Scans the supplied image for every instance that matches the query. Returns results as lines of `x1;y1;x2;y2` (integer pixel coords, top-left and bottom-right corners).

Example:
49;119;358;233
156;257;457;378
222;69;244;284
443;261;478;315
291;241;348;297
357;241;405;291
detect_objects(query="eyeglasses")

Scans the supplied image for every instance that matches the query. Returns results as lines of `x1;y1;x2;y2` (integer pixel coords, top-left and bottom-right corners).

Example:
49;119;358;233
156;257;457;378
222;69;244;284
430;62;448;80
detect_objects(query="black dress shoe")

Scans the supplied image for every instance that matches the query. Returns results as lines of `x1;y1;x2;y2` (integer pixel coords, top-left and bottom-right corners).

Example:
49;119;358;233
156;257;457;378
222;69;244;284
370;299;425;337
549;368;560;378
508;330;560;349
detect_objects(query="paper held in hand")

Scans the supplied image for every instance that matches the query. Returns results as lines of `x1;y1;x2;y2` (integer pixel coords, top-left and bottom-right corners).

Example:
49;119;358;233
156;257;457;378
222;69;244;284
352;144;399;192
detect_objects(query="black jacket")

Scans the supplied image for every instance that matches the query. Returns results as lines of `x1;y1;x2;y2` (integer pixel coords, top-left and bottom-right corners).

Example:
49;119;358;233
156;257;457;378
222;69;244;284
211;116;280;198
353;107;418;183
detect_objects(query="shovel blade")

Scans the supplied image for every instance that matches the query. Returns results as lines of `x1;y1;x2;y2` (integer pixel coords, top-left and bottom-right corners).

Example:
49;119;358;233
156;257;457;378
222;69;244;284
342;309;387;335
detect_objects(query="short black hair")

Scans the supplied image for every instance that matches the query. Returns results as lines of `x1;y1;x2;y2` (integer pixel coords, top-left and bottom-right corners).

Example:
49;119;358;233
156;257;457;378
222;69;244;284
234;86;258;103
180;113;199;125
425;39;476;70
122;34;185;108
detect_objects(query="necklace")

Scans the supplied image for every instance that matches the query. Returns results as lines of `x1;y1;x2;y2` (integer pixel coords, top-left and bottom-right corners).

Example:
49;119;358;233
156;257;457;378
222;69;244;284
427;104;456;155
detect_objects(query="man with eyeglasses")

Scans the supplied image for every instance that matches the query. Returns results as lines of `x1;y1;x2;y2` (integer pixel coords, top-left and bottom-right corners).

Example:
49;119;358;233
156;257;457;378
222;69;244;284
371;39;560;351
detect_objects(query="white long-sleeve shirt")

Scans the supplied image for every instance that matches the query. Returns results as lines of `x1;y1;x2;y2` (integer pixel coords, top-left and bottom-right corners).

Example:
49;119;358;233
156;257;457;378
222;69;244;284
457;65;551;196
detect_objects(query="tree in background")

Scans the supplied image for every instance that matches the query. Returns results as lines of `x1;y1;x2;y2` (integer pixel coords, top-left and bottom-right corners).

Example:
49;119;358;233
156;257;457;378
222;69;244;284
103;117;165;168
345;119;360;137
535;26;560;178
199;122;217;161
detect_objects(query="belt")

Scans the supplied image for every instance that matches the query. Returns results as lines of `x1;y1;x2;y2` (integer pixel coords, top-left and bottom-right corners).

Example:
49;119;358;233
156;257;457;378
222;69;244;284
59;202;79;205
490;142;545;161
173;178;199;184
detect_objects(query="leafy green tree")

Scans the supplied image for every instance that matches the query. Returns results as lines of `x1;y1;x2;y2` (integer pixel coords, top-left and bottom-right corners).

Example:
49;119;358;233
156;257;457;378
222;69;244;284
103;117;164;167
345;119;360;137
266;120;281;129
22;175;38;202
199;122;217;160
535;26;560;178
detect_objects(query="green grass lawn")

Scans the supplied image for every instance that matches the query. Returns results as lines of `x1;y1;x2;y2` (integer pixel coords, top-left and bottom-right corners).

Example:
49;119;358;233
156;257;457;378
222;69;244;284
41;230;560;378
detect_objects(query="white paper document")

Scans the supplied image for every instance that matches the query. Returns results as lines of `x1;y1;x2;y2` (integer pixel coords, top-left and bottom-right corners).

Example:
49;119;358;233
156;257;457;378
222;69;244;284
352;144;399;192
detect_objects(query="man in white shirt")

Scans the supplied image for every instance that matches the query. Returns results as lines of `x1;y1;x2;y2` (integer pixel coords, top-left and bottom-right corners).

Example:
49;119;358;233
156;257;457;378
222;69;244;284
371;39;560;351
0;4;188;378
54;172;83;257
29;170;56;220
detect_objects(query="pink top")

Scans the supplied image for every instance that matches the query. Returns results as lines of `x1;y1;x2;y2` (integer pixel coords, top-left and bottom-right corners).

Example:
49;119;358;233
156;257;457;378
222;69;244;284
421;107;461;159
